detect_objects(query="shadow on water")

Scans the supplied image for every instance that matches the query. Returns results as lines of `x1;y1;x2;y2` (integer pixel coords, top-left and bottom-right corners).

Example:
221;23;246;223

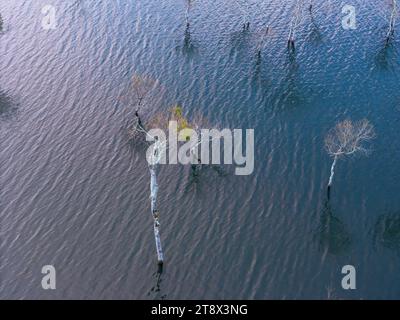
252;27;273;81
277;50;306;110
374;40;399;71
184;164;228;194
0;91;18;121
317;200;352;255
147;264;167;300
307;9;323;44
176;23;198;57
373;212;400;254
230;27;252;49
0;14;3;34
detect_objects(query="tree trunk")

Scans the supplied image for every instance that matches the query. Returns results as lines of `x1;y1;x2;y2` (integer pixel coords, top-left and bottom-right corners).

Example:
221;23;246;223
327;156;338;199
149;146;163;265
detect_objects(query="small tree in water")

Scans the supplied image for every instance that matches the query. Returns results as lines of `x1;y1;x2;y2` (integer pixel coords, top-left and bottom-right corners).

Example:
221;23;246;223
185;0;194;27
130;74;159;111
324;119;375;199
287;0;303;50
121;74;161;140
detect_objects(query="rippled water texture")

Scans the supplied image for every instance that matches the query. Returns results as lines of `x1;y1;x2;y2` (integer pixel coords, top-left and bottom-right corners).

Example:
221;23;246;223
1;0;400;299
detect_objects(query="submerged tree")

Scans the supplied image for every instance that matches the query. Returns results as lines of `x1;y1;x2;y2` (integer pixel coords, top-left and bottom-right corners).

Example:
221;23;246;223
130;74;159;112
121;74;161;140
130;105;212;265
288;0;303;50
145;106;211;174
256;26;271;59
234;0;251;30
180;0;197;54
307;1;322;43
185;0;194;28
386;0;398;44
324;119;375;199
0;14;3;33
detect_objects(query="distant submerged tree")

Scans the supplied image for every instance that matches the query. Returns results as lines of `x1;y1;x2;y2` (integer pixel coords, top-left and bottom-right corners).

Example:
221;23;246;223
385;0;398;45
0;14;3;32
181;0;197;53
287;0;303;50
120;73;162;141
130;74;159;112
234;0;251;30
256;26;271;59
185;0;194;28
324;119;375;199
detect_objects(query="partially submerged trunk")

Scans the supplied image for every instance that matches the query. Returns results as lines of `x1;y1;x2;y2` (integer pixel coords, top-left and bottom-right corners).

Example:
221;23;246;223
327;155;338;199
386;0;397;44
149;142;164;265
288;0;301;50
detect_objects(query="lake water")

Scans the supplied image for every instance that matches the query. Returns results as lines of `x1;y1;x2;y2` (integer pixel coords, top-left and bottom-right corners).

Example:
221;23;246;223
1;0;400;299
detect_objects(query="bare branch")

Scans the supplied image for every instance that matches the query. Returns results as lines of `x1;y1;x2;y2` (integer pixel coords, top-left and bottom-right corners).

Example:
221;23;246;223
325;119;376;158
120;73;159;112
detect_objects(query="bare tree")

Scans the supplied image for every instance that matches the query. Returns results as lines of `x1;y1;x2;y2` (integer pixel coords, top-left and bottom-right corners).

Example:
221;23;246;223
307;1;323;43
386;0;398;44
288;0;303;50
234;0;251;30
181;1;197;53
325;119;375;198
121;74;161;140
185;0;194;27
256;26;271;58
129;105;212;264
131;74;159;112
120;73;159;121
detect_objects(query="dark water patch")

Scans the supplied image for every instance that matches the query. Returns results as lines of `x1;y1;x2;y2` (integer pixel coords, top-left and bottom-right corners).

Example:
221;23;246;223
373;212;400;253
0;91;17;121
317;200;352;256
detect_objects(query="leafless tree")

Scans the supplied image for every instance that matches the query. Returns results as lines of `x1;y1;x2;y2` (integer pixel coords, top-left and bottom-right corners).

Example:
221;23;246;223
256;26;271;58
325;119;375;198
288;0;303;50
185;0;194;27
386;0;398;44
121;74;161;140
234;0;251;30
181;1;197;53
131;74;159;112
120;73;160;120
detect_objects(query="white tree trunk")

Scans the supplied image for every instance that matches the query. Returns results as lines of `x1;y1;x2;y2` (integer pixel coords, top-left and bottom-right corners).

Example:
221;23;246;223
154;220;164;264
328;156;338;187
149;140;164;264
